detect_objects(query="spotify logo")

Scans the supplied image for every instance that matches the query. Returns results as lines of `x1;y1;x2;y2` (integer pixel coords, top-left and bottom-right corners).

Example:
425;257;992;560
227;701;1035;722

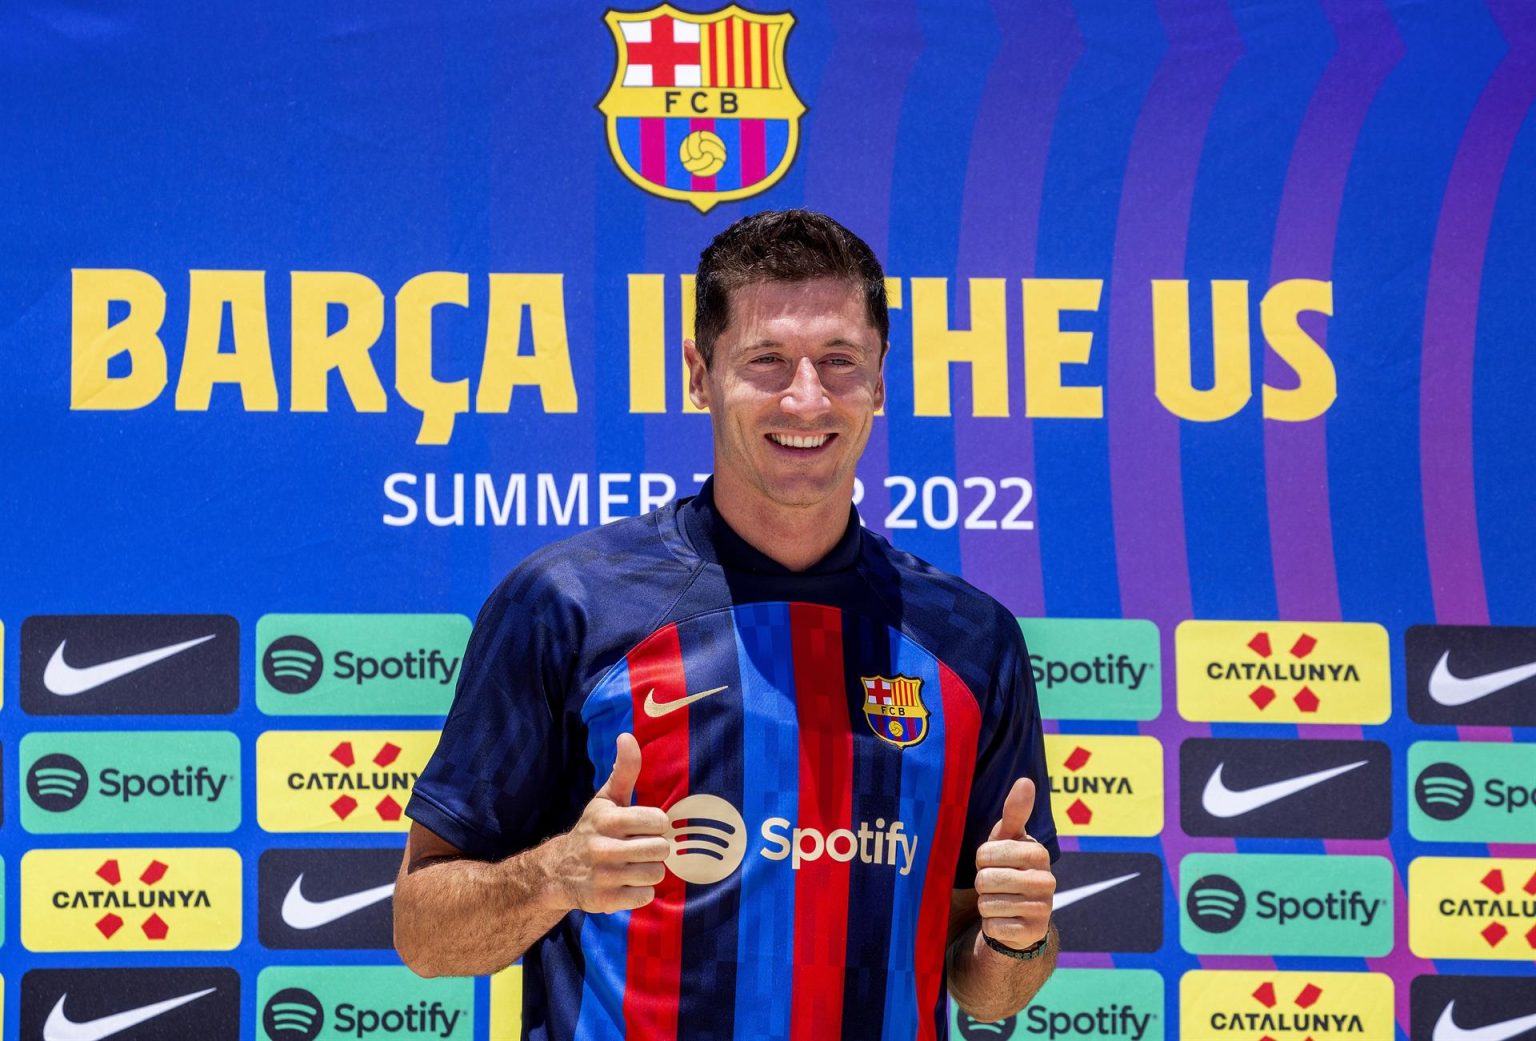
264;636;325;695
957;1013;1017;1039
665;794;748;885
1415;762;1474;821
1187;875;1246;933
26;753;88;812
263;987;324;1041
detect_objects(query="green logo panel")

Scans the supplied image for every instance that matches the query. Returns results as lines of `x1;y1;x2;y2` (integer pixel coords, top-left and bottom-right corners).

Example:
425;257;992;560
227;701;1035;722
1018;618;1161;720
951;968;1163;1041
257;965;474;1041
1409;740;1536;842
20;731;240;834
1179;853;1393;957
257;613;470;715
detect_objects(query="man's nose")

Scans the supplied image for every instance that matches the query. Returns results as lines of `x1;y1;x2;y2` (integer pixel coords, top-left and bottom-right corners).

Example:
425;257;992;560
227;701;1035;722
781;356;832;418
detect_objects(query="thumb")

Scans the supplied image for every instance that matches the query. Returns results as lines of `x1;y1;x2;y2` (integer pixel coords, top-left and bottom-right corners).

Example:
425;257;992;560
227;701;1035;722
989;777;1036;841
597;733;642;808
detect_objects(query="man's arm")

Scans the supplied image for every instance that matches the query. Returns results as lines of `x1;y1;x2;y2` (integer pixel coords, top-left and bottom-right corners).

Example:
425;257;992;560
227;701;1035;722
394;733;670;978
946;890;1057;1022
945;777;1057;1022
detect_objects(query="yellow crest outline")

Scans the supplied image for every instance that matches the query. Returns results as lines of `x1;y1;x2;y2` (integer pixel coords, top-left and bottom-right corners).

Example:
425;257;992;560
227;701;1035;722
598;5;806;213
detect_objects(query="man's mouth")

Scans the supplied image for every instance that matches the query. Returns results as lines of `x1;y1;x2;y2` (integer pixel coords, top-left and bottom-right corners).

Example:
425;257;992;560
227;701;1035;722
768;433;834;449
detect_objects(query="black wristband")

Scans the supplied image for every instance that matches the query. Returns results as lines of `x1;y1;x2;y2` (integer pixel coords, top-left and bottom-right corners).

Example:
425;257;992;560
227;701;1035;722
982;927;1052;961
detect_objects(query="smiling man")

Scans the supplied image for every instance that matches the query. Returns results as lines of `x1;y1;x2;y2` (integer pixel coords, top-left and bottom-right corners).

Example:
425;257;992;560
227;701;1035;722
395;210;1059;1039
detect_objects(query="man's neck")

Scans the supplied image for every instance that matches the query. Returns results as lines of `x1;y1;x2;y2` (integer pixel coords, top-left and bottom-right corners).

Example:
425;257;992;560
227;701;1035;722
709;475;853;572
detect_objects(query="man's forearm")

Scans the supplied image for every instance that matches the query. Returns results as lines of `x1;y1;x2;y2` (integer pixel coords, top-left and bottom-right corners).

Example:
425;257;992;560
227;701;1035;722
946;920;1058;1023
394;834;572;977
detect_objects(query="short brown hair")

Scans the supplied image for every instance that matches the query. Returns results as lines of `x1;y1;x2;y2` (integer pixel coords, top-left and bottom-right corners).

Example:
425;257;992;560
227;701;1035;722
693;209;888;366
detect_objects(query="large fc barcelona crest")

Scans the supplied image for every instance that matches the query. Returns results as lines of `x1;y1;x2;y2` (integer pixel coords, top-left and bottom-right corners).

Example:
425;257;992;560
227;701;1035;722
598;6;805;213
861;675;930;748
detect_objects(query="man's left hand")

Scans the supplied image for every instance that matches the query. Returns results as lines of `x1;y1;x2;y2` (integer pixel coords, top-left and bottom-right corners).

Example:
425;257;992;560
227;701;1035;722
974;777;1054;951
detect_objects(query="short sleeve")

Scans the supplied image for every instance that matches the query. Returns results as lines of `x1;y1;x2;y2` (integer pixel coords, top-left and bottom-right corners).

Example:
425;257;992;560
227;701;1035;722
952;614;1058;889
405;575;578;861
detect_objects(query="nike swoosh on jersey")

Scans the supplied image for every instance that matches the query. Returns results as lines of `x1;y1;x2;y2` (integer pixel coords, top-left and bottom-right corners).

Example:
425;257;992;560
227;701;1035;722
643;685;729;718
1052;872;1140;911
44;987;216;1041
43;634;218;696
281;873;396;929
1200;759;1368;818
1433;1000;1536;1041
1428;651;1536;707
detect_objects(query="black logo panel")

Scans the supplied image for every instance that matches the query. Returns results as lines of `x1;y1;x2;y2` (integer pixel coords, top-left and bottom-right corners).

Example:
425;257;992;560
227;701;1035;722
21;614;238;715
1407;624;1536;726
259;847;400;949
1410;974;1536;1041
1051;852;1163;952
22;967;240;1040
1180;738;1392;839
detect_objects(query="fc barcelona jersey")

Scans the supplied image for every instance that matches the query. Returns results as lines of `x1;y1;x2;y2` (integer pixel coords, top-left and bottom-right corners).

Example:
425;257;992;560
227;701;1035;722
407;483;1058;1041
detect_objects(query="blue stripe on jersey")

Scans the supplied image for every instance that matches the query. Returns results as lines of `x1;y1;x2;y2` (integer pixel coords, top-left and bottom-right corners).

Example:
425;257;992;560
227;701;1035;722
840;611;898;1041
576;657;636;1041
678;612;744;1041
731;602;800;1039
881;635;945;1041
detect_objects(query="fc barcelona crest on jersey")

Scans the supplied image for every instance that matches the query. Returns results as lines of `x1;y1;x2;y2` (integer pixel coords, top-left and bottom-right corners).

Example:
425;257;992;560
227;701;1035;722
598;6;805;213
861;675;930;748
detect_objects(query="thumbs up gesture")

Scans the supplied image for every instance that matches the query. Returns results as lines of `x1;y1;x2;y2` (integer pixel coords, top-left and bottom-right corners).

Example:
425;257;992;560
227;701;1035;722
557;733;672;914
974;777;1055;951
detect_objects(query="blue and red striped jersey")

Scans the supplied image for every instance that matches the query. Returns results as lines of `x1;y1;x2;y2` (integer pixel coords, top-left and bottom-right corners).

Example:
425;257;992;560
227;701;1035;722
407;484;1057;1041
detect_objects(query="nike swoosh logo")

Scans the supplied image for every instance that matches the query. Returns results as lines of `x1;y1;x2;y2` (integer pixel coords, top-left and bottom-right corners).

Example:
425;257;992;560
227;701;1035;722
1053;872;1139;911
1434;1000;1536;1041
44;634;217;695
1201;759;1368;818
1429;651;1536;707
643;685;728;718
281;872;396;929
44;988;216;1041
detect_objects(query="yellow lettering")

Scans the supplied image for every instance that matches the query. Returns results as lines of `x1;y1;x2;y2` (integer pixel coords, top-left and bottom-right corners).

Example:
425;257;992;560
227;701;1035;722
1262;278;1336;421
175;270;278;411
911;277;1009;417
70;268;168;410
396;272;470;445
681;273;704;414
628;274;666;413
477;274;578;414
1153;279;1251;421
1022;278;1103;418
290;271;386;412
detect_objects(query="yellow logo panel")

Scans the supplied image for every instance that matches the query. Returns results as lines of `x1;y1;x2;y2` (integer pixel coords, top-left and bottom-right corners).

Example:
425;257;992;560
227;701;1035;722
257;730;438;833
1409;856;1536;960
1180;970;1394;1041
490;964;523;1041
1176;621;1389;724
22;847;241;952
1043;734;1163;836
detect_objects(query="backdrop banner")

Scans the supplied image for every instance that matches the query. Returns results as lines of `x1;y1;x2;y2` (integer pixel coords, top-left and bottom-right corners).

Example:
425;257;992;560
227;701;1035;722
2;2;1533;1040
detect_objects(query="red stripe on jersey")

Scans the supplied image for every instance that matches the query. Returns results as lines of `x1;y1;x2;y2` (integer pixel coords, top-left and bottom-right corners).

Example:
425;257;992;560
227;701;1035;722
759;22;770;88
912;665;982;1041
724;17;736;88
690;117;717;192
788;603;853;1041
624;623;690;1041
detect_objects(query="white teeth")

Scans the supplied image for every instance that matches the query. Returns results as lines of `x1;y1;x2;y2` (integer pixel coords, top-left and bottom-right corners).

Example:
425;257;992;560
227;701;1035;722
770;433;829;449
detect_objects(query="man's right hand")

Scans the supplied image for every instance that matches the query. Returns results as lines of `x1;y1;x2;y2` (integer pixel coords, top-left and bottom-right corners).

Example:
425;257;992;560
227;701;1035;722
551;732;671;914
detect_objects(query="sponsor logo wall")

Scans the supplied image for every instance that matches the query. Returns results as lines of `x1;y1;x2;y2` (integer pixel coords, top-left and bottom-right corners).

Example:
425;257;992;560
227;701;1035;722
4;4;1535;1041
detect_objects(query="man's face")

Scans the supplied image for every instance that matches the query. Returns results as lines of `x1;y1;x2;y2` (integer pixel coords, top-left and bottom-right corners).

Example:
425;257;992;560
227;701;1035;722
686;277;886;514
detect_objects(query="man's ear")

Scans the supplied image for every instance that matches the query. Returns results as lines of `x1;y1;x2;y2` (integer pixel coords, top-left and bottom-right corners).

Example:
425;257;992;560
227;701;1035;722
684;339;710;411
874;341;888;413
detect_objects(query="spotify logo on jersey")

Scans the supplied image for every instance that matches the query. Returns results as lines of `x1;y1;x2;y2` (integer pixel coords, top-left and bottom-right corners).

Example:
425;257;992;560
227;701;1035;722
1186;875;1246;933
1415;762;1474;821
264;987;324;1041
264;636;325;694
665;794;748;884
26;753;88;812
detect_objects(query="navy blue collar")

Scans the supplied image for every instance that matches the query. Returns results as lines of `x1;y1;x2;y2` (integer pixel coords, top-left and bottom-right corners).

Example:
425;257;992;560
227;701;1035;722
679;478;863;575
